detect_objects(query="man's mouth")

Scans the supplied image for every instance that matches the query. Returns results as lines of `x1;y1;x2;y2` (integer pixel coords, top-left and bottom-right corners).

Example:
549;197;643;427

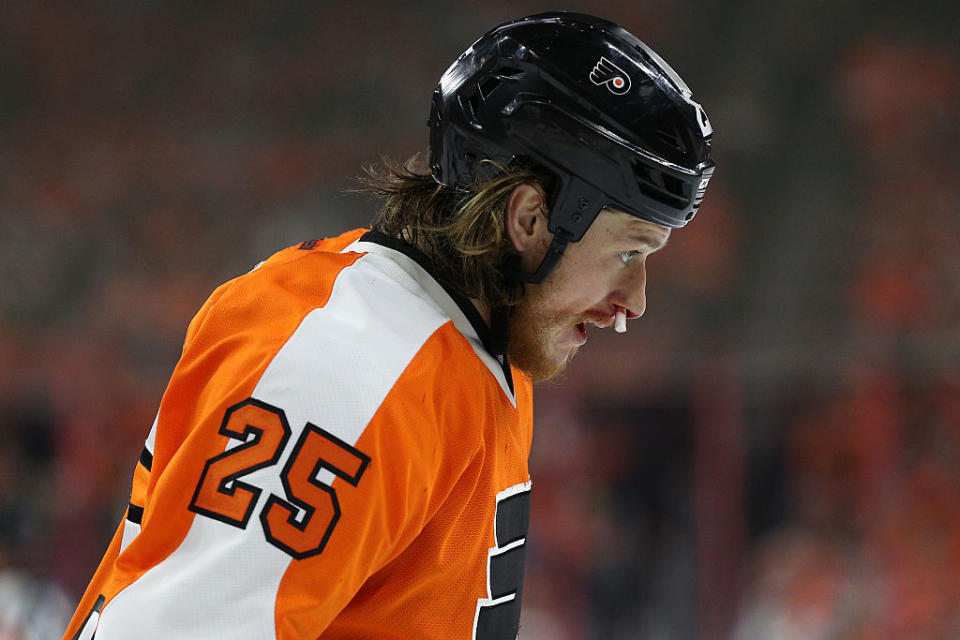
574;322;588;345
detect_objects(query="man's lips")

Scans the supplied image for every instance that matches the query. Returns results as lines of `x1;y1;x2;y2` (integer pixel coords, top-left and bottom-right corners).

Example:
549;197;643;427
569;312;619;347
574;322;588;346
581;313;616;330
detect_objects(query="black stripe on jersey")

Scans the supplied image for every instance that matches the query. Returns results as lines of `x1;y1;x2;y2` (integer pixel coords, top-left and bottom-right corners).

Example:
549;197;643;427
495;489;531;548
127;503;144;525
139;447;153;472
70;594;105;640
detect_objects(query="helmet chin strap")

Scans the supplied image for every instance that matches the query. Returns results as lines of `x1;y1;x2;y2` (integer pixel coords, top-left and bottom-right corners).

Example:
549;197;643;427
507;228;572;285
504;178;607;285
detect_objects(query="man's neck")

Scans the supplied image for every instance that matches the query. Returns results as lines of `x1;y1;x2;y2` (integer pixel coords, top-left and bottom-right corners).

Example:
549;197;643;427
471;298;492;327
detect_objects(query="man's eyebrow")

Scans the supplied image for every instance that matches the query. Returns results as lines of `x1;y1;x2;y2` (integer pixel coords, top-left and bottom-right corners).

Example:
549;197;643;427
629;232;670;252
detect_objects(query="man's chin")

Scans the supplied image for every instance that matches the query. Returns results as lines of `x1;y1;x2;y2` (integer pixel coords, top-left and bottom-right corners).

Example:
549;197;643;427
509;342;578;383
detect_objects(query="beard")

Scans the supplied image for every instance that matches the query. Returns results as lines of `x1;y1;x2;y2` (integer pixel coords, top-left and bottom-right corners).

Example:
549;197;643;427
507;285;580;383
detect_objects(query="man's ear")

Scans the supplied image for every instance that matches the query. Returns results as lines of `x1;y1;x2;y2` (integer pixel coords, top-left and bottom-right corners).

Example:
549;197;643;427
505;184;551;260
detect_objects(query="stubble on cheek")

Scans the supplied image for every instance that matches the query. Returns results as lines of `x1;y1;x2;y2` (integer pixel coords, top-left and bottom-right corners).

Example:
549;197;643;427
506;292;578;383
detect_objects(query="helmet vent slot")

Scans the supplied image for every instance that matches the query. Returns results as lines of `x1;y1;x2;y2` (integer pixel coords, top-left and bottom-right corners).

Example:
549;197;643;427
494;66;524;80
459;91;483;128
654;128;684;154
478;66;524;99
632;161;688;208
478;77;502;100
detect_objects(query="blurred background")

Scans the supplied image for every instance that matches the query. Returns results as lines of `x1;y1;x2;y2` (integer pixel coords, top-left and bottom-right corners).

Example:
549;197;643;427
1;1;958;638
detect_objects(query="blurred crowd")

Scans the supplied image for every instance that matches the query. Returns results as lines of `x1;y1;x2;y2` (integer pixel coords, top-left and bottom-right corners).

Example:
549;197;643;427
0;2;957;639
729;38;960;640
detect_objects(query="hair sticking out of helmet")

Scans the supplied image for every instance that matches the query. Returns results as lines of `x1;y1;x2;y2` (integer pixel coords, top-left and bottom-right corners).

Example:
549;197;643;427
428;11;715;284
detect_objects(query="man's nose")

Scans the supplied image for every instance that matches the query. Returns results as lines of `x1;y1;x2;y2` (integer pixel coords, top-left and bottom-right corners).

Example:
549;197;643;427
619;260;647;319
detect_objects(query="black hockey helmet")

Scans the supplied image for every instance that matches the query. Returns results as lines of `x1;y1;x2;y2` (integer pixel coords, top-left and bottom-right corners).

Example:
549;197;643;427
428;11;715;283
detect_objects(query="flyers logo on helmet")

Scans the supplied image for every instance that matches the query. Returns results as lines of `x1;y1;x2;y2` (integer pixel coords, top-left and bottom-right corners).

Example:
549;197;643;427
589;57;631;95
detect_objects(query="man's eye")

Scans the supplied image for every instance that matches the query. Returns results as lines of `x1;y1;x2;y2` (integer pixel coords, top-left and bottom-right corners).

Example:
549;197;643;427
620;250;642;265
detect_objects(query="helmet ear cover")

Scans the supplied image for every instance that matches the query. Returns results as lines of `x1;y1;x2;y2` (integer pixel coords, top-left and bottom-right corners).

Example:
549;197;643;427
508;176;607;284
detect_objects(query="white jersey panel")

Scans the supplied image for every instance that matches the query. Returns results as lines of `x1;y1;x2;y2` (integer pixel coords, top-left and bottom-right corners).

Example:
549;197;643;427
118;413;158;556
118;520;138;554
144;412;158;456
347;239;517;406
94;254;451;640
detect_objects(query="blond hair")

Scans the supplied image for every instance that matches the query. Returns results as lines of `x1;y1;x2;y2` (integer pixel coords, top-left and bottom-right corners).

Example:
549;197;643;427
361;155;554;308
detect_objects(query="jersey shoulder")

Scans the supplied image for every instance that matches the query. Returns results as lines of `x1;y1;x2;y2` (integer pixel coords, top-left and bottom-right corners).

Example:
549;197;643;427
181;229;370;353
255;228;368;270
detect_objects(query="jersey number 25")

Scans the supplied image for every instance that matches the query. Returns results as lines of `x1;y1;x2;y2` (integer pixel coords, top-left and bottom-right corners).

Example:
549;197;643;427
189;397;371;559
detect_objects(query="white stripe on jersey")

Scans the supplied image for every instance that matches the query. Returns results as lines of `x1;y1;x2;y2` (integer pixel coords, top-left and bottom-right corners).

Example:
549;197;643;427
94;253;453;640
144;412;158;456
118;519;139;555
118;413;158;555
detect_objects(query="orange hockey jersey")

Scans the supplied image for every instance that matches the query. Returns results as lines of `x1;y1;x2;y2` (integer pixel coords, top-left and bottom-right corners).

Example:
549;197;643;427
64;229;534;640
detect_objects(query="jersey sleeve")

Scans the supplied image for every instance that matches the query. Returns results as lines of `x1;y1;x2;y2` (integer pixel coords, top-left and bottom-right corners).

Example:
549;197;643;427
64;236;487;640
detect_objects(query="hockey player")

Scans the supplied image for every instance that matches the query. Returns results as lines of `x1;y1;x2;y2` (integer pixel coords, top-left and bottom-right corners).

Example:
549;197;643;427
64;12;713;640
